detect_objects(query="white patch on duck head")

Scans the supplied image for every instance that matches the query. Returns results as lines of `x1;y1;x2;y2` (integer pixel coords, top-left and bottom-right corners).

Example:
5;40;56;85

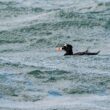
64;43;67;47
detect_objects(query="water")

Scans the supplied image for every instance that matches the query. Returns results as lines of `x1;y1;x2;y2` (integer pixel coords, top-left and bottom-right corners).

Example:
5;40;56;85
0;0;110;110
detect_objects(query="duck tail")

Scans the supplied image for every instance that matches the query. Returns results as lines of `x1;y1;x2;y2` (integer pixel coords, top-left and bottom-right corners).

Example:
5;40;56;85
85;47;90;53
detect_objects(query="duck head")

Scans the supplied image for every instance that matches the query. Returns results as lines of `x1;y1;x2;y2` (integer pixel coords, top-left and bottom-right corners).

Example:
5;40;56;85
56;44;73;55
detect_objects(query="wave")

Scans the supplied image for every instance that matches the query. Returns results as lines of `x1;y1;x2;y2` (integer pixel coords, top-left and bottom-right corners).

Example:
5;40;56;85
0;0;110;32
27;69;110;94
0;1;44;13
28;69;70;81
63;72;110;94
0;68;110;101
0;72;44;102
57;9;110;28
0;39;25;44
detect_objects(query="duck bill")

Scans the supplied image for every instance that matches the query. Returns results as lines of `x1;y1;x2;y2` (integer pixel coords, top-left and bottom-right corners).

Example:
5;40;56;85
55;47;62;52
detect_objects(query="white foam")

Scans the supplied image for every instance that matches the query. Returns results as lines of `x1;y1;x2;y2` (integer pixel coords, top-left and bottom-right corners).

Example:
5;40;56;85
0;95;110;110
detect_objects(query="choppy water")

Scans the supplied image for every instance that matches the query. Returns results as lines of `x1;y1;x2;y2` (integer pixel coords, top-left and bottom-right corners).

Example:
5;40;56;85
0;0;110;110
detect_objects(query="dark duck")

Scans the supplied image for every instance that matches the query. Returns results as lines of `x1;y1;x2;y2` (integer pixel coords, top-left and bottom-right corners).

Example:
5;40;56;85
56;44;100;56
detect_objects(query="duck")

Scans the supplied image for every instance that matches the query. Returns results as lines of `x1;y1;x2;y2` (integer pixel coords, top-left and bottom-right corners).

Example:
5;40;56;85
56;44;100;56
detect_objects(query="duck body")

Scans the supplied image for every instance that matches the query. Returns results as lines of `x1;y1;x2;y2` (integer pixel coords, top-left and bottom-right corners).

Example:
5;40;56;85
61;44;100;56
